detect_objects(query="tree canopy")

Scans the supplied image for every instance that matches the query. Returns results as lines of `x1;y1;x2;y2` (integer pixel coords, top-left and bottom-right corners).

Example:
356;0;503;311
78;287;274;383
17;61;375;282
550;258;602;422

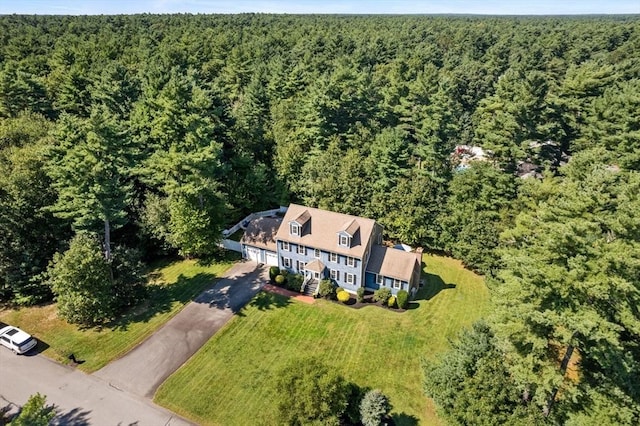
1;13;638;423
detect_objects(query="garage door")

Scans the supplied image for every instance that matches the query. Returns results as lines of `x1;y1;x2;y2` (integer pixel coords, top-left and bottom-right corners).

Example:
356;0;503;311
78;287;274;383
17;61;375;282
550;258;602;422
265;251;278;266
246;247;261;263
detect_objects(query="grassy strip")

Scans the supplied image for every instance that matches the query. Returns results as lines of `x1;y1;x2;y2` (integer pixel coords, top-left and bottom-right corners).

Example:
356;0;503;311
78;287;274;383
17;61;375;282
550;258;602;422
155;253;489;425
0;256;236;372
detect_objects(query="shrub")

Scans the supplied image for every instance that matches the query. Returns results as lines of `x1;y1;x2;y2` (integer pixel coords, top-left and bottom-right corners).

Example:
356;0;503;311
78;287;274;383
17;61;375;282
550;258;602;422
387;296;396;308
396;290;409;309
287;274;304;292
275;275;285;286
10;393;55;426
356;287;365;303
373;287;391;304
269;266;280;282
318;279;336;299
337;290;350;303
360;389;391;426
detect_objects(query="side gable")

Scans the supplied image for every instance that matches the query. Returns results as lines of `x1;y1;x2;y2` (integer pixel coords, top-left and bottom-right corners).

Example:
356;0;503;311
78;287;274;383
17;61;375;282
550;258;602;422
366;245;419;283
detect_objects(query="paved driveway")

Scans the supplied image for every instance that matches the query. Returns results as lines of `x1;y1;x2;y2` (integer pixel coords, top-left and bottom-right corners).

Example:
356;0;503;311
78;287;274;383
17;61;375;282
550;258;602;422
0;348;193;425
95;261;267;398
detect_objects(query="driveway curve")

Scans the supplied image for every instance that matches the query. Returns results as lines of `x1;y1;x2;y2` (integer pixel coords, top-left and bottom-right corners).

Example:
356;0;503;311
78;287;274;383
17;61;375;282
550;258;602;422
0;348;192;425
94;260;267;398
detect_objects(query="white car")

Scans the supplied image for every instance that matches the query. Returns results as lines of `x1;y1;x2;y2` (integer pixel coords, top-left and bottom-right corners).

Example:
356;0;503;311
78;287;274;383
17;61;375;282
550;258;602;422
0;325;37;354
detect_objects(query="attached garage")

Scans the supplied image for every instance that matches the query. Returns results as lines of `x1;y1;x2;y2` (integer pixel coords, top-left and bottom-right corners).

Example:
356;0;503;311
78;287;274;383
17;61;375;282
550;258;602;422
240;216;282;266
246;247;262;263
265;251;278;266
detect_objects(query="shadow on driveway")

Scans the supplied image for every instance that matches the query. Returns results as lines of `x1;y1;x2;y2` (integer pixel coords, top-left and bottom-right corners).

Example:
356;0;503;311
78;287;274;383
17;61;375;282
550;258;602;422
94;261;268;398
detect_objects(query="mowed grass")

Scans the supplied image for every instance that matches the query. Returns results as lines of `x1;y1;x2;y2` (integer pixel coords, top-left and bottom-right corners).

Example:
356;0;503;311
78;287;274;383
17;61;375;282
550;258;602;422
0;256;236;372
155;253;489;425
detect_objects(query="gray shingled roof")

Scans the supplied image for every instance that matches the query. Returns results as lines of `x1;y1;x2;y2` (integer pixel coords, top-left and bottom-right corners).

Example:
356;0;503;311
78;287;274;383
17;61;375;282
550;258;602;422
275;204;376;259
366;245;418;282
305;259;325;273
241;217;282;251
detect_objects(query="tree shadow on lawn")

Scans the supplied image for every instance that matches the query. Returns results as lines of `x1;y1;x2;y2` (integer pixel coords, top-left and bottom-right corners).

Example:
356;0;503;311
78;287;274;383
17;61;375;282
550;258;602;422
391;412;419;426
108;272;217;331
414;273;456;302
196;249;242;267
246;291;291;313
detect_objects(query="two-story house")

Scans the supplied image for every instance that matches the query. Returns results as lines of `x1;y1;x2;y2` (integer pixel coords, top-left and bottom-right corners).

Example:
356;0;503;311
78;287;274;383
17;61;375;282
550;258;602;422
242;204;422;296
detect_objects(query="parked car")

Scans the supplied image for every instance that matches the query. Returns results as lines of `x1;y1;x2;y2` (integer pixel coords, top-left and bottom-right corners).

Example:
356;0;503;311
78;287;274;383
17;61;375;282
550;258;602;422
0;325;37;354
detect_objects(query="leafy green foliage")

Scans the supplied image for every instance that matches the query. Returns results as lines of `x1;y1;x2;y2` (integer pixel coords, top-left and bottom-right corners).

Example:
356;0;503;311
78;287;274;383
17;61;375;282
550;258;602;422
424;321;547;425
10;393;55;426
387;296;396;308
286;274;304;292
337;290;350;303
275;275;285;286
48;233;145;326
274;357;350;425
373;288;391;304
396;290;409;309
318;279;336;299
0;116;69;304
492;151;640;421
356;287;365;303
360;389;392;426
48;233;115;325
440;162;518;274
269;266;280;282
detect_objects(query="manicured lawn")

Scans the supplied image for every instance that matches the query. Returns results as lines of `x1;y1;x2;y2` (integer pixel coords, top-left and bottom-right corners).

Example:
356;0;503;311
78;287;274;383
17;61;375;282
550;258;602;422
155;253;489;425
0;256;236;372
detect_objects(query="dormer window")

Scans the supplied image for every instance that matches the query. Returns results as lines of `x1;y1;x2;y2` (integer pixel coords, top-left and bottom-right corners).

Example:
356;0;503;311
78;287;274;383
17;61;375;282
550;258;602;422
339;234;350;247
290;223;300;236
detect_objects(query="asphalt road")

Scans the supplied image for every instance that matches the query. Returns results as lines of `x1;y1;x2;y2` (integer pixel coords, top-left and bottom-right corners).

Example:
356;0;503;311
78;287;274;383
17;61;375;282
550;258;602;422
94;261;267;398
0;347;193;425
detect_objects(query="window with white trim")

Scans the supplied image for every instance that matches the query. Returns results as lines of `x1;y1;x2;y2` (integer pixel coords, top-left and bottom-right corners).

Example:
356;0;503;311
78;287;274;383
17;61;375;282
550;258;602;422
339;234;349;247
330;252;337;263
297;244;305;255
297;260;305;272
330;269;339;281
393;279;402;289
376;274;383;285
290;223;300;236
314;249;321;258
347;256;355;267
282;241;290;251
346;273;355;285
282;257;291;268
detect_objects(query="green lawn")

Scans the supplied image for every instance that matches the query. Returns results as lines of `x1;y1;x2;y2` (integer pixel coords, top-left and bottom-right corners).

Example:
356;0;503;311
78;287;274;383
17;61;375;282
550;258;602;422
155;253;489;425
0;256;236;372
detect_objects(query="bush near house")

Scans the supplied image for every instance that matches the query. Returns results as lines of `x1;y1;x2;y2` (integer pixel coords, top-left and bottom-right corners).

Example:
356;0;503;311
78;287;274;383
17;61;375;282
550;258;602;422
337;290;350;303
318;279;336;299
269;266;280;282
356;287;365;303
373;288;391;304
396;290;408;309
387;296;396;308
287;274;304;292
275;275;285;286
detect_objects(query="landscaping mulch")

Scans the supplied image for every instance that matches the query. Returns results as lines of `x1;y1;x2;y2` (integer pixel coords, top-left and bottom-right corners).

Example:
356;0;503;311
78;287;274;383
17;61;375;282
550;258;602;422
326;292;408;312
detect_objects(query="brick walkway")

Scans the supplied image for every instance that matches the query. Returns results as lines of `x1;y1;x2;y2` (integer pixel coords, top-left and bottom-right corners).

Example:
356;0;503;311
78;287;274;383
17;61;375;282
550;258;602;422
262;284;315;304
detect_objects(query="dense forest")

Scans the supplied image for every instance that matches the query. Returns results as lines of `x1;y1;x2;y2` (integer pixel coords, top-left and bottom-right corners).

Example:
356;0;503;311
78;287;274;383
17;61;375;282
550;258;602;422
0;14;638;424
